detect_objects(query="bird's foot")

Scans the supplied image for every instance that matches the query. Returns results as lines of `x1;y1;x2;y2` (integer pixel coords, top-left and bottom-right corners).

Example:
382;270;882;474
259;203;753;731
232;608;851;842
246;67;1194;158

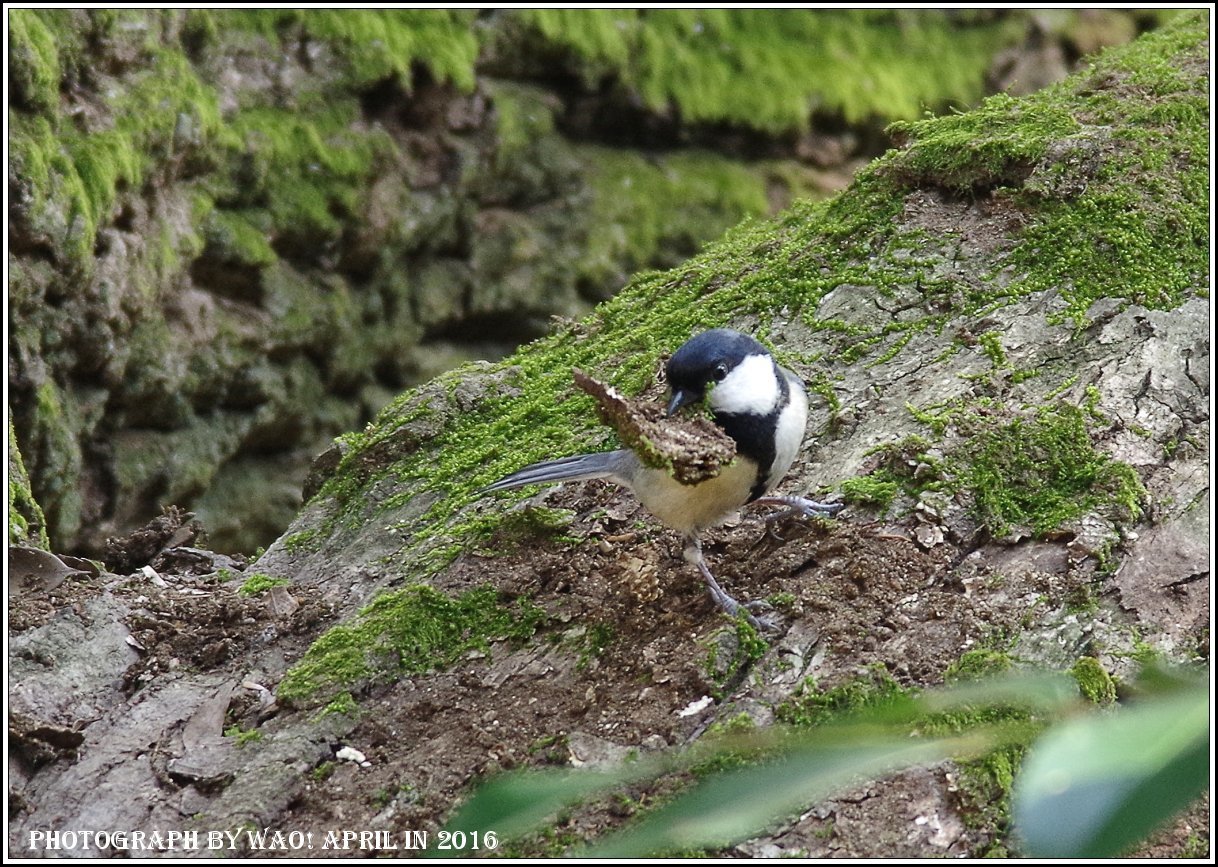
689;548;778;632
755;495;844;525
682;535;779;631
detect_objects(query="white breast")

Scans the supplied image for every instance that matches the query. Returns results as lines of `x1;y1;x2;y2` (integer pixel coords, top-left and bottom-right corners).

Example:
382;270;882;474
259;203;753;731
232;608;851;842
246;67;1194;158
766;370;808;492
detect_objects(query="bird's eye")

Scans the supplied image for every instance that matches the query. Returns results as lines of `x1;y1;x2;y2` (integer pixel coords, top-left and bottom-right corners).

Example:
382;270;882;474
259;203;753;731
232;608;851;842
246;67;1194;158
712;363;728;382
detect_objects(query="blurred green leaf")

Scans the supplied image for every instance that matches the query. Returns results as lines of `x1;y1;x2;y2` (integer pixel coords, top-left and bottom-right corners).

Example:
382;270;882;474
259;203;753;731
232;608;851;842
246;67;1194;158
437;759;663;854
584;729;997;857
917;670;1079;715
1012;682;1209;857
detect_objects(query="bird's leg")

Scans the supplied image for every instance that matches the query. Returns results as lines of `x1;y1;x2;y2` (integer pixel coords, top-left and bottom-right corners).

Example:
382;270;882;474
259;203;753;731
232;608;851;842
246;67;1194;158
753;495;844;523
682;535;775;632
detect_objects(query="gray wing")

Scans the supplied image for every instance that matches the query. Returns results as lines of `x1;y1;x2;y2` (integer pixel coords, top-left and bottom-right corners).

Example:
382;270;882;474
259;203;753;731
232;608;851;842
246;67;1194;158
482;449;637;494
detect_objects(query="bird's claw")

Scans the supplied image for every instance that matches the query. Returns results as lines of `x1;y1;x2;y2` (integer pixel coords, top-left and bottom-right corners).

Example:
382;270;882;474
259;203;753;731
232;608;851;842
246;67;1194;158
756;496;844;525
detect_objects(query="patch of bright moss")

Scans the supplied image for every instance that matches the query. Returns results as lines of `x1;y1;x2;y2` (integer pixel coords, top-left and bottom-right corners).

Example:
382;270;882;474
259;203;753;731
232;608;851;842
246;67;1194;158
221;9;480;92
318;691;359;719
238;572;291;596
1070;656;1117;705
958;404;1144;538
518;9;1017;133
277;585;544;703
945;649;1014;683
840;473;901;510
282;528;321;554
775;664;912;728
223;724;264;747
8;9;61;112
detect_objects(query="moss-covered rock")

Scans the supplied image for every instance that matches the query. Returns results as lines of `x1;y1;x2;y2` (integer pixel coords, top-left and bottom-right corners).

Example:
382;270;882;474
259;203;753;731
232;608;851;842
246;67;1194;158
8;419;50;550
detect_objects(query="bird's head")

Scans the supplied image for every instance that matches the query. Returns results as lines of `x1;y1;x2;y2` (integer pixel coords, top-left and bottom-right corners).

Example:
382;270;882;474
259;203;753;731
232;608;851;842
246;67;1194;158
665;329;782;418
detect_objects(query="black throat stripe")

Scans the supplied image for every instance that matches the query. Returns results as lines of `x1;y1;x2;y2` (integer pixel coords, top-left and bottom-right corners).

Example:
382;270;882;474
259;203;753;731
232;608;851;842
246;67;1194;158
713;360;788;502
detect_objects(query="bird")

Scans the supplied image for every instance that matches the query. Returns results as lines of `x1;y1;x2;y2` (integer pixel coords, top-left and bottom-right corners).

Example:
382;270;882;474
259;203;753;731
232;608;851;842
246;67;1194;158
482;328;843;629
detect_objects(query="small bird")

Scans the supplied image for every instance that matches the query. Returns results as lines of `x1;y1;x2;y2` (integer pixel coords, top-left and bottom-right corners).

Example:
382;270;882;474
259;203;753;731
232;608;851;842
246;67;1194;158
483;328;842;628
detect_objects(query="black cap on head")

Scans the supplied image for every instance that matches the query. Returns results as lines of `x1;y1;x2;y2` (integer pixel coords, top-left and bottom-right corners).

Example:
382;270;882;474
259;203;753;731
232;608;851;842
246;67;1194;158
665;329;769;414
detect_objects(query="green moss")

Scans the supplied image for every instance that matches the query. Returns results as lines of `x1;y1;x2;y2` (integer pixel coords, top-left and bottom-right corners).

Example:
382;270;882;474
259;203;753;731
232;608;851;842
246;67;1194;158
8;419;50;549
953;744;1024;851
9;9;61;112
518;9;1016;134
9;21;223;271
310;761;337;782
959;404;1144;537
775;664;911;728
840;473;900;509
527;733;571;764
214;105;394;252
1070;656;1117;705
840;436;944;511
489;81;558;167
223;724;264;747
237;572;291;596
28;380;84;546
581;146;771;286
282;528;321;553
223;9;480;92
278;585;544;703
201;208;277;268
945;649;1013;683
888;15;1209;326
886;93;1080;191
702;615;769;693
574;622;616;672
318;692;359;719
978;331;1008;369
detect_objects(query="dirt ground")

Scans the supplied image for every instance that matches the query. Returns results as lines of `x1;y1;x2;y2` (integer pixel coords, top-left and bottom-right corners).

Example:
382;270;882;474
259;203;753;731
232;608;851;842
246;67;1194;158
11;470;1206;858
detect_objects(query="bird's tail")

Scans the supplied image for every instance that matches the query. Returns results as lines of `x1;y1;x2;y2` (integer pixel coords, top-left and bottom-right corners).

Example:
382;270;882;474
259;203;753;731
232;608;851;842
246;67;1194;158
482;449;634;494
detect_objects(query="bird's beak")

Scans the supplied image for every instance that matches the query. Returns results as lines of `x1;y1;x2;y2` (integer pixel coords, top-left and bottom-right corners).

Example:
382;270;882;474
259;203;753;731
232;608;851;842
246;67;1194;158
666;388;696;417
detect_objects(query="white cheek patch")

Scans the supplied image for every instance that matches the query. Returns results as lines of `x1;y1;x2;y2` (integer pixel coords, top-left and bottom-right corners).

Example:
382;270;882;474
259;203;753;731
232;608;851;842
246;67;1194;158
710;354;780;415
